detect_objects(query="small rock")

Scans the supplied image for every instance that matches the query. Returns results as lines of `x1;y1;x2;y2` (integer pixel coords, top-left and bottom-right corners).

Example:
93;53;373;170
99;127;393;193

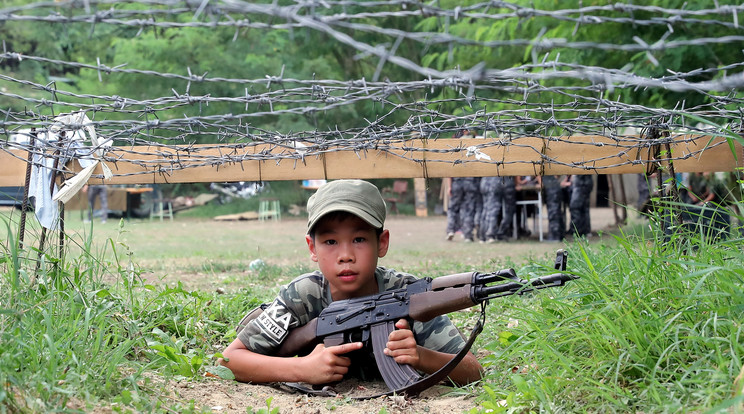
249;259;266;270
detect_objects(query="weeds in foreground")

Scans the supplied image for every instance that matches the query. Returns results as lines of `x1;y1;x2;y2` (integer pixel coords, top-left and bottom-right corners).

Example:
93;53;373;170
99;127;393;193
0;219;251;412
246;396;279;414
1;205;743;412
473;205;744;412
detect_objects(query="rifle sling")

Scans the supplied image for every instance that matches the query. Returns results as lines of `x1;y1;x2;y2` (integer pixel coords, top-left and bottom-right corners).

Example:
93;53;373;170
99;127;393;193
273;381;339;397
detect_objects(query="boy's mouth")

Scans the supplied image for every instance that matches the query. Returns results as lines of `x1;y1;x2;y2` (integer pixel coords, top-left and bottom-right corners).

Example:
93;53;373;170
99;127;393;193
337;270;357;281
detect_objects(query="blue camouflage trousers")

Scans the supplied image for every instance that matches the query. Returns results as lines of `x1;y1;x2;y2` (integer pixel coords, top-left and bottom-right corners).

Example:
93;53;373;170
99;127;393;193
446;177;480;240
479;176;516;240
569;175;593;236
543;176;565;240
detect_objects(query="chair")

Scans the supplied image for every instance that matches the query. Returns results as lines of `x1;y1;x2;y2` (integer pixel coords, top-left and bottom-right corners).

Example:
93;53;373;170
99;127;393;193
383;180;409;214
150;198;173;221
511;188;544;241
258;198;281;221
149;187;173;221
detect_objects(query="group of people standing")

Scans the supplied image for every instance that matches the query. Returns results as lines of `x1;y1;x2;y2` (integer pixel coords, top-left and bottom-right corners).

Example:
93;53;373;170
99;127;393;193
444;174;594;243
443;128;594;243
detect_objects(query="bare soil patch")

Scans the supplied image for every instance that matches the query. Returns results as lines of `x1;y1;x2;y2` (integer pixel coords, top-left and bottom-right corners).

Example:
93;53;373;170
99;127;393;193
170;377;478;414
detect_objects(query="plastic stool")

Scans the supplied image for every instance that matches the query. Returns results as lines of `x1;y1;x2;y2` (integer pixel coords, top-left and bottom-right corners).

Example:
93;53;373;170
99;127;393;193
512;195;544;241
150;199;173;221
258;198;281;221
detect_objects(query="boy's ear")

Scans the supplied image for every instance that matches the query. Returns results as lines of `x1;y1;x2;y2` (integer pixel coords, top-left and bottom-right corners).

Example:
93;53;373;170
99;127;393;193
377;229;390;258
306;235;319;262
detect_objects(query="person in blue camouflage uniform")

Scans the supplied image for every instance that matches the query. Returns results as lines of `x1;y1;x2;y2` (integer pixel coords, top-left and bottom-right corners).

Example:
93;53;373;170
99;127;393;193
473;177;484;240
542;176;565;241
221;179;483;387
478;176;516;242
445;128;481;242
565;175;594;237
637;173;651;211
446;176;480;242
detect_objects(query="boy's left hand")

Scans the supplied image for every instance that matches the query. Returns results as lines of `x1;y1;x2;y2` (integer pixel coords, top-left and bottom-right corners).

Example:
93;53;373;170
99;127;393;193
384;319;420;368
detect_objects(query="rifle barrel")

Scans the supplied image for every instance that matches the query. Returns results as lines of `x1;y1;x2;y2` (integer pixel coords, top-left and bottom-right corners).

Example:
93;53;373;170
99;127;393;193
475;272;576;301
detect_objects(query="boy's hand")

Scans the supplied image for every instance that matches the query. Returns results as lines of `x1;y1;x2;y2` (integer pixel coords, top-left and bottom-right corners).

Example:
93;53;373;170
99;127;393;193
299;342;363;384
384;319;420;368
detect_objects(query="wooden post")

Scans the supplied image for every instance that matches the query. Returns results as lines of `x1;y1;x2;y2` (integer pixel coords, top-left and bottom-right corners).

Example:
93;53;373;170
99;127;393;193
414;178;427;217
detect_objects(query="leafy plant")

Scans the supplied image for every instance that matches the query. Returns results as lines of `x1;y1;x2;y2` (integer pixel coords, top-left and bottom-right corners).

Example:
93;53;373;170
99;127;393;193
246;396;279;414
146;327;207;378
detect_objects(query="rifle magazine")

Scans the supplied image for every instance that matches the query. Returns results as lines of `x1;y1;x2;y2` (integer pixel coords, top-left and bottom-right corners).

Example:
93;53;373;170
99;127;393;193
371;321;422;391
359;307;486;400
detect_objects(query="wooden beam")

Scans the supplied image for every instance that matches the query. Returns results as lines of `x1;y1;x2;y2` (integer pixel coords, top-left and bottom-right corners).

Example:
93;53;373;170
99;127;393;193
413;177;427;217
0;134;740;186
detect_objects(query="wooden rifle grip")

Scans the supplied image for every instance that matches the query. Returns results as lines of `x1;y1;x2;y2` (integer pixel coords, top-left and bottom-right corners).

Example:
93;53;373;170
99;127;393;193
276;318;319;357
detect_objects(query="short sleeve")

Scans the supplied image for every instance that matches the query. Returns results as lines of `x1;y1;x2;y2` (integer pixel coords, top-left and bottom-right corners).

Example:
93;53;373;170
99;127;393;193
413;315;467;354
237;271;329;354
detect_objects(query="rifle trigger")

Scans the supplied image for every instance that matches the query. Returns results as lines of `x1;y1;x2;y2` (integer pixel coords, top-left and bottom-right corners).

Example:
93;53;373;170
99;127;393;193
370;321;422;391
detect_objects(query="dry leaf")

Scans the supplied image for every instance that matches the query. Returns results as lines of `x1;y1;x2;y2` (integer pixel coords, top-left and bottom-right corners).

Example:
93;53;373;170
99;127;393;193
733;364;744;396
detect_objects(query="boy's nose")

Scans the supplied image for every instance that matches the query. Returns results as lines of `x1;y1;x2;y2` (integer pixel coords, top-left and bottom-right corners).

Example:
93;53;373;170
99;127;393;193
337;243;354;263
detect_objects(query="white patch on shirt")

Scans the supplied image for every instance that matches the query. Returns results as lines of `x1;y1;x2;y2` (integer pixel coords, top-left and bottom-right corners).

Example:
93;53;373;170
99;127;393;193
256;300;292;343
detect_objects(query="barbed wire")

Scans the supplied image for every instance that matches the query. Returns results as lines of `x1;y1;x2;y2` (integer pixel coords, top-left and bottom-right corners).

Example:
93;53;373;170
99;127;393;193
0;0;743;182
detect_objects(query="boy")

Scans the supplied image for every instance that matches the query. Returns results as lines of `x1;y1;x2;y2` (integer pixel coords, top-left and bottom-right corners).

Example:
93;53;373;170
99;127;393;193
220;179;483;387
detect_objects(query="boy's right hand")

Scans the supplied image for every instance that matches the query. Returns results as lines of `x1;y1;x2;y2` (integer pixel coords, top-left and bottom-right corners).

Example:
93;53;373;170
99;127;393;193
299;342;363;384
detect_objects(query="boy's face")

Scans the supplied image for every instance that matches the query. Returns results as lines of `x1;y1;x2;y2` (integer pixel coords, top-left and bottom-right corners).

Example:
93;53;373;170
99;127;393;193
306;214;389;300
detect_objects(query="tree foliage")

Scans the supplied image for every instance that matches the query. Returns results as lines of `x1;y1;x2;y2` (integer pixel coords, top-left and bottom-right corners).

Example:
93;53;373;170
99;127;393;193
1;0;742;140
420;0;744;116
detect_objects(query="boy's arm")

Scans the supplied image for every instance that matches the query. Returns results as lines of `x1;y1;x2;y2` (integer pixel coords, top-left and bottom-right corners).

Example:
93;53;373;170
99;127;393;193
220;338;364;384
384;320;484;386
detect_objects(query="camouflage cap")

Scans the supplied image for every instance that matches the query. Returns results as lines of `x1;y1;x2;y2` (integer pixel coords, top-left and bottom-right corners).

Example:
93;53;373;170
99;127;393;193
307;179;386;231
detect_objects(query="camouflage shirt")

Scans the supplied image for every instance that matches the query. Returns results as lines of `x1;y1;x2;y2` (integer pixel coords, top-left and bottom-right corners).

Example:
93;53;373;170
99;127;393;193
237;266;466;356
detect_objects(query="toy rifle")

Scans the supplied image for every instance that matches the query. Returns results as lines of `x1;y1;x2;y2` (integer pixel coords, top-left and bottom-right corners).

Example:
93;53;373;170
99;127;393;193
276;250;578;398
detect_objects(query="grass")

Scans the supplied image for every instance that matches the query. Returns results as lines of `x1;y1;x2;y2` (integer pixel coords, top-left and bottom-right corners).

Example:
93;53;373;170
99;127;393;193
1;200;743;413
472;206;744;412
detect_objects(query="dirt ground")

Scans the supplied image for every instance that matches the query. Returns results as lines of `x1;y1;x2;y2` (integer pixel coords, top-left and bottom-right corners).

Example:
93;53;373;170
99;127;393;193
168;377;482;414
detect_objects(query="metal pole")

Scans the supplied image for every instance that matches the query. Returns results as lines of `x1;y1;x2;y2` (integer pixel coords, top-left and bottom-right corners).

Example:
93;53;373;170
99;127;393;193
18;128;37;250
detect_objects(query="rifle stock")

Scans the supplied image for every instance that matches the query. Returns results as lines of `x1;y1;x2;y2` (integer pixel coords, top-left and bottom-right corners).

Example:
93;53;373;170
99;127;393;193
277;318;318;357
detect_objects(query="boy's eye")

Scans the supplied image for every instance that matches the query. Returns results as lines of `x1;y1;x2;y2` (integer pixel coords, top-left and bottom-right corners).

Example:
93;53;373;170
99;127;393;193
323;239;337;246
353;236;366;243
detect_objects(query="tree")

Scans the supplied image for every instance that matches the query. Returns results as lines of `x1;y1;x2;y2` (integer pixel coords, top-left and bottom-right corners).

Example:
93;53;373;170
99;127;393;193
418;0;744;126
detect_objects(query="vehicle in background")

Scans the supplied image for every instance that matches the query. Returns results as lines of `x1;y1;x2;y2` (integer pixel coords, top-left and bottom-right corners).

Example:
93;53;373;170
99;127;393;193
0;130;35;208
0;186;25;208
210;181;267;204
